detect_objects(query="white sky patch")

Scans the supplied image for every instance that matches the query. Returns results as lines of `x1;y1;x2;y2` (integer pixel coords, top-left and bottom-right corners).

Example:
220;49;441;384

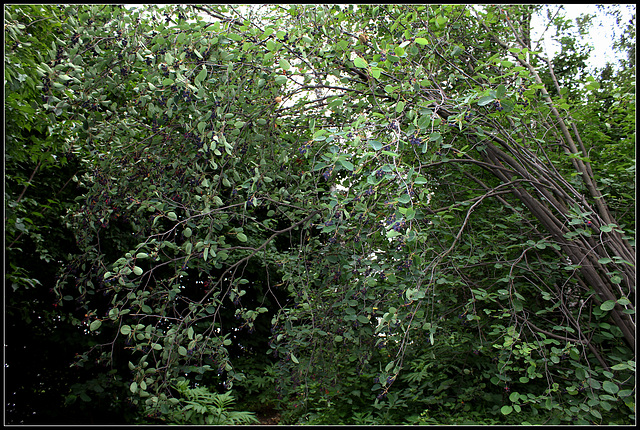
531;4;635;71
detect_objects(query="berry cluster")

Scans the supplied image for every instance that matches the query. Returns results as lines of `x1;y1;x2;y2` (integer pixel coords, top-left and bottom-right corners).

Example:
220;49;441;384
40;77;51;103
458;313;469;327
180;88;194;103
51;44;65;67
375;169;386;179
391;220;405;232
298;142;312;154
492;100;504;112
384;214;396;226
322;167;333;181
182;46;199;61
397;258;412;270
182;130;203;148
80;100;100;111
409;135;421;146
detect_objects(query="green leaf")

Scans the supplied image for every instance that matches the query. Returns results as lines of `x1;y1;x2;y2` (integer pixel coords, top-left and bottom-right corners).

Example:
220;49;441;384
130;382;138;394
397;194;411;204
501;405;513;415
237;232;248;242
429;132;442;144
291;353;299;364
602;381;619;394
196;67;207;85
339;159;354;171
610;362;632;371
415;37;429;45
353;57;368;68
178;346;187;356
132;266;143;276
167;212;177;221
386;230;401;238
369;140;383;151
617;297;631;305
478;95;495;106
396;100;405;113
120;325;131;335
89;320;102;331
600;300;616;311
414;176;428;184
279;58;291;70
275;75;287;85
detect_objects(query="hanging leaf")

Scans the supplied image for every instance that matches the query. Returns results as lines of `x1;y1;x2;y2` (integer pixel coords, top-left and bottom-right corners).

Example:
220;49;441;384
353;57;368;68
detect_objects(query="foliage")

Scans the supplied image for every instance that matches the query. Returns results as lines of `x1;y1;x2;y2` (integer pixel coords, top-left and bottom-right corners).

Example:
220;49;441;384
148;379;259;424
5;3;635;425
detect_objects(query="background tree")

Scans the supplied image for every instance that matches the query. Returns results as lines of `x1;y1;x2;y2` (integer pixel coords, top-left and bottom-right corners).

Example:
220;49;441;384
5;4;635;425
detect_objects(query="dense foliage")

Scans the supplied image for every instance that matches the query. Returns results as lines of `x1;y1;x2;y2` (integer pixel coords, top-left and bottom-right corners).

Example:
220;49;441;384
5;4;635;425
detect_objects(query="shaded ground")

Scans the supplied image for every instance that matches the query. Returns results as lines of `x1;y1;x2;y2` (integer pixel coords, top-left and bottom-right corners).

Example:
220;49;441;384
253;404;281;425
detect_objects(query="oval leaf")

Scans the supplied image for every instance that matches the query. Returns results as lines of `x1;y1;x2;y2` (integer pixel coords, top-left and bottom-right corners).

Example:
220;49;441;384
478;95;496;106
89;320;102;331
600;300;616;311
279;58;291;70
602;381;619;394
339;159;354;171
369;140;383;151
353;57;368;68
501;405;513;415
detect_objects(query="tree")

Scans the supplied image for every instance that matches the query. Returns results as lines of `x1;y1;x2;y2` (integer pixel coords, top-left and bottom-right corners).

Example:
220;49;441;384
5;4;634;424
